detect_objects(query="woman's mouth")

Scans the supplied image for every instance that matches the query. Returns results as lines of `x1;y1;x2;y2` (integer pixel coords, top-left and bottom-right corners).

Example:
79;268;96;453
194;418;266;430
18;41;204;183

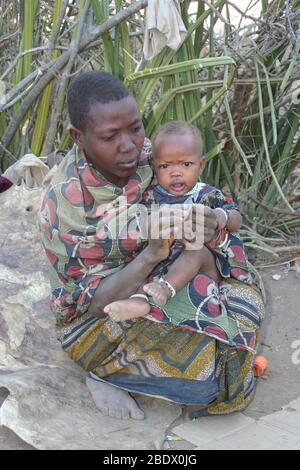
118;158;138;169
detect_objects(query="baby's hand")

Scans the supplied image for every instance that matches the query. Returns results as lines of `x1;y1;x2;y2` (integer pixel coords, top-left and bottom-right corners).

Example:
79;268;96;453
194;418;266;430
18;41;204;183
213;208;228;230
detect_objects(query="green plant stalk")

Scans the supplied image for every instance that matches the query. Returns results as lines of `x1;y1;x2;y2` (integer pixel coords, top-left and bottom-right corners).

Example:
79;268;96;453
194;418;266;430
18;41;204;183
11;0;39;156
32;0;65;155
115;0;132;78
136;0;226;112
91;0;114;72
205;7;215;152
190;63;236;121
219;153;235;196
263;103;300;206
280;25;300;93
255;61;294;211
258;59;278;146
145;65;235;136
194;1;205;57
224;82;253;177
44;0;89;155
261;0;269;14
204;139;227;162
126;57;236;85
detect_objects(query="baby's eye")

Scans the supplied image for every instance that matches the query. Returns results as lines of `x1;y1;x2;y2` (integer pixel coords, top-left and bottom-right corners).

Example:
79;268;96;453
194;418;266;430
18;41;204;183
159;164;168;169
182;162;193;167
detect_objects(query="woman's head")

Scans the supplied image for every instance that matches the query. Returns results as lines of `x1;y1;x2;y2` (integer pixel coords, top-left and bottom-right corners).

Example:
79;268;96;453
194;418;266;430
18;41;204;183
151;121;205;196
67;71;145;187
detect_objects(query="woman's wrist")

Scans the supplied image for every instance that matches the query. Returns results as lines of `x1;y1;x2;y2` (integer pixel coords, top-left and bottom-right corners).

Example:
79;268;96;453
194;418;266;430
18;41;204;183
143;245;165;265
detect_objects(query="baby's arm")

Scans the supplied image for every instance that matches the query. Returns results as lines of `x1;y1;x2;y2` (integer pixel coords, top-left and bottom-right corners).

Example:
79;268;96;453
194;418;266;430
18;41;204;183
214;208;242;233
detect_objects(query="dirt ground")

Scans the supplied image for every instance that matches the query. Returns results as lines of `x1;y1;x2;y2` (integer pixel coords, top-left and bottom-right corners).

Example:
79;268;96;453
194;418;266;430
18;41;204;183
0;267;299;450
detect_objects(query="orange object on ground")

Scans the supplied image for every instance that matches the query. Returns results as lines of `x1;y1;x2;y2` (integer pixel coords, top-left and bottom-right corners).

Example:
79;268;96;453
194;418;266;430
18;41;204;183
253;355;269;377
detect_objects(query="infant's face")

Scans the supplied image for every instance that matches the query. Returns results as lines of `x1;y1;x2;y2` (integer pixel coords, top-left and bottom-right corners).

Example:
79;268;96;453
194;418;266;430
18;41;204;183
152;133;205;196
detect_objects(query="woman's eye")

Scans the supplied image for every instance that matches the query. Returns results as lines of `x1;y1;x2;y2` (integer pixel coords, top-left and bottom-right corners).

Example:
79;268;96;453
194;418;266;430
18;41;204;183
133;126;142;133
103;135;116;142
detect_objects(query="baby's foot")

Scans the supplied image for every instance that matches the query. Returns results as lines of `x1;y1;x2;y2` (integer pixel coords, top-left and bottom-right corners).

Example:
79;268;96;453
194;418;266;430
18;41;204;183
104;298;150;322
143;281;172;306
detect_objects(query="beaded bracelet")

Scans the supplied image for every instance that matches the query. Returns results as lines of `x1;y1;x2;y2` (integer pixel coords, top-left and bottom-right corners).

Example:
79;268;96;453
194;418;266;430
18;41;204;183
215;207;229;230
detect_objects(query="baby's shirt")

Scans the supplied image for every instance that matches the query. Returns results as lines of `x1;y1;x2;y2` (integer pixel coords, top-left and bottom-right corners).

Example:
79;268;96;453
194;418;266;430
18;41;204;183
143;182;252;284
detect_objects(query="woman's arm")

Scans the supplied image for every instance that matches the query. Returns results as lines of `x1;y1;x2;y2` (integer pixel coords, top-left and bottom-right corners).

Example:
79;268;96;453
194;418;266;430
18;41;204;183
88;244;166;317
88;206;190;317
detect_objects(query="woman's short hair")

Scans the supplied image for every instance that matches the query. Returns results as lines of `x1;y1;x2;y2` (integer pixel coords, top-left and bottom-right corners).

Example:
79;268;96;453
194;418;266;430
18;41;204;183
151;121;203;158
67;70;130;131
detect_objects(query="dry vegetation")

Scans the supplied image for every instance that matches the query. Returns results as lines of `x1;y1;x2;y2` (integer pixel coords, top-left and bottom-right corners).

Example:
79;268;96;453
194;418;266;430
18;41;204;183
0;0;299;264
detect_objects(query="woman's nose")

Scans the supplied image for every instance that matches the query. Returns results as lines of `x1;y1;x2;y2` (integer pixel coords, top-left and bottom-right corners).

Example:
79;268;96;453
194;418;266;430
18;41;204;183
119;133;135;152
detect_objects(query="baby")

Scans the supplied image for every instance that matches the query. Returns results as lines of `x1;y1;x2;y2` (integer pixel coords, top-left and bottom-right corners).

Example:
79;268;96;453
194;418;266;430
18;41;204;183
104;121;244;322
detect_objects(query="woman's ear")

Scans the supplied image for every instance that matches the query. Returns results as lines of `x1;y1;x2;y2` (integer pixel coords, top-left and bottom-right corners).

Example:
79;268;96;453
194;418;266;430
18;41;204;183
68;124;84;149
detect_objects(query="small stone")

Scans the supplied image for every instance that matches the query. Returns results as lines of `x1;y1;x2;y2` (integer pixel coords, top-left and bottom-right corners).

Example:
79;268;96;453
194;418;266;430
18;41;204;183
272;274;281;281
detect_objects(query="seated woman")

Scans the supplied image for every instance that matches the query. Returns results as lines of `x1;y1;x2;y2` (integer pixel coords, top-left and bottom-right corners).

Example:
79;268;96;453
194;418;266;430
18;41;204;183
39;70;265;421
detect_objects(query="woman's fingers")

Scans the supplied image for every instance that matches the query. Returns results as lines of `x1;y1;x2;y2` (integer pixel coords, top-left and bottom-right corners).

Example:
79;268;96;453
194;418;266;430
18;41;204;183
140;204;218;243
148;206;187;239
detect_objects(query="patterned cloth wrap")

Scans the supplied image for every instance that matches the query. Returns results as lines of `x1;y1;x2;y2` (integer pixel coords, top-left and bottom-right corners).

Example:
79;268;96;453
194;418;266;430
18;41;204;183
39;141;265;415
141;182;261;353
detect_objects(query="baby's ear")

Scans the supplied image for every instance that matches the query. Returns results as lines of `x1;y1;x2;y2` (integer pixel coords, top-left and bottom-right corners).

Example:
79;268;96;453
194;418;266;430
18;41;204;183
199;157;206;174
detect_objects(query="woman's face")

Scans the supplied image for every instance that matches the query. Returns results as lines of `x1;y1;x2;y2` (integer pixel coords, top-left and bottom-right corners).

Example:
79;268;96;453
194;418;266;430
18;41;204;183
72;95;145;187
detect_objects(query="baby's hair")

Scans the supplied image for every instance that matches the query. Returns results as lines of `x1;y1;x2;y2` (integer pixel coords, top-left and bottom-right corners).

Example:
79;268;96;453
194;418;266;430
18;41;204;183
151;121;203;159
67;70;130;131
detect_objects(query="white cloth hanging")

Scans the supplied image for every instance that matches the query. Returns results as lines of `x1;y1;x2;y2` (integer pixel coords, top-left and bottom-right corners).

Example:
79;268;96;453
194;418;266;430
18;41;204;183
143;0;187;61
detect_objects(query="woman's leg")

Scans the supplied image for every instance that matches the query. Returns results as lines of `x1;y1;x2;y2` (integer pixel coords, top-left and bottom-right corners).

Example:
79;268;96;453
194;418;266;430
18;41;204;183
86;374;144;420
61;315;220;420
61;276;264;420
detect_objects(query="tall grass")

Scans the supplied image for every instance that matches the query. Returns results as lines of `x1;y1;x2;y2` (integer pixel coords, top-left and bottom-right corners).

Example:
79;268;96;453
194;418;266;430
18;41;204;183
0;0;299;249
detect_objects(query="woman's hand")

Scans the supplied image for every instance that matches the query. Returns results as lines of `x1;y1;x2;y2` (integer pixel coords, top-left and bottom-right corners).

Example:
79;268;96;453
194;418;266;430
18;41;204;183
182;205;218;249
140;206;189;262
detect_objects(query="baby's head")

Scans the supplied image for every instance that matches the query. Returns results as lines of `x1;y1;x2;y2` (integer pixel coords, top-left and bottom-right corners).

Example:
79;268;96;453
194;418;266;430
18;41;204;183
151;121;205;196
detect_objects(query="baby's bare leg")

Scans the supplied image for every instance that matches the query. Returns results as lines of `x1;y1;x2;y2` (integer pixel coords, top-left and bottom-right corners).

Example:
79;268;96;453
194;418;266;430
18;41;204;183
144;246;220;306
143;281;172;306
166;245;220;290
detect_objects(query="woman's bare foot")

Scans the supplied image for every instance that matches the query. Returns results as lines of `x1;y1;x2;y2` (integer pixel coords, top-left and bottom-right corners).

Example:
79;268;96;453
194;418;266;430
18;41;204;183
104;298;150;322
86;376;144;420
143;281;172;306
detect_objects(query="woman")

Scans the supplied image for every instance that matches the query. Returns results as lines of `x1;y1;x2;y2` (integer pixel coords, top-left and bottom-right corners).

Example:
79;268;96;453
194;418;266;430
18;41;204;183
39;71;264;420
